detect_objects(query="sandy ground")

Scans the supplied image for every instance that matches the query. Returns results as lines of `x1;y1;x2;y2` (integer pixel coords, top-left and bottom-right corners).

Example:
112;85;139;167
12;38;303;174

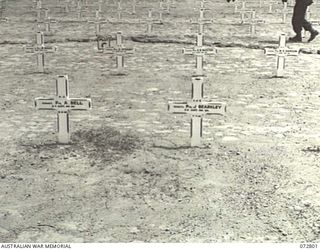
1;0;320;243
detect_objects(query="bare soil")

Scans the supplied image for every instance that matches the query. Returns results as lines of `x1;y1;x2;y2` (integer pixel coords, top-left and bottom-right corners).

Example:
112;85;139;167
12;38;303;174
1;0;320;243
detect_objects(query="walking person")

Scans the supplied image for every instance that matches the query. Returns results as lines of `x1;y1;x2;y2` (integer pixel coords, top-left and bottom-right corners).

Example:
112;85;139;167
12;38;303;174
226;0;318;42
286;0;319;42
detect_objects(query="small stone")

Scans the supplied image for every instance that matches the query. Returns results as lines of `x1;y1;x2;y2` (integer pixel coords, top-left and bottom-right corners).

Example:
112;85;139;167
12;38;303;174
221;136;239;142
294;206;303;212
302;200;312;207
146;88;159;93
129;227;139;234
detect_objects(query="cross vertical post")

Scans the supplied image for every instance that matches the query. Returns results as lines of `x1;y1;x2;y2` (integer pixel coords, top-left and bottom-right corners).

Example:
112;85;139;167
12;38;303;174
56;76;70;144
132;0;136;14
98;0;103;12
116;0;122;20
36;32;44;71
183;33;217;76
115;32;124;70
191;76;204;146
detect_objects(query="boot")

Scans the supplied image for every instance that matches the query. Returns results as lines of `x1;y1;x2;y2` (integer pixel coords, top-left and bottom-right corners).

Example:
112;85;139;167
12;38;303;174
288;34;302;42
308;30;319;42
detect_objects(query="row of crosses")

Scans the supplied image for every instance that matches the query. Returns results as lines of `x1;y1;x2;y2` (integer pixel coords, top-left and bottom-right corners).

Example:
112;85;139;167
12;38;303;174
168;1;227;147
24;30;134;74
31;0;168;144
30;1;300;146
30;0;177;37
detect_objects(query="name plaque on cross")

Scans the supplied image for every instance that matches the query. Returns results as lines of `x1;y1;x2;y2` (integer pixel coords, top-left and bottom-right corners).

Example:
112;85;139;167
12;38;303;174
34;75;92;144
35;98;91;111
168;101;226;116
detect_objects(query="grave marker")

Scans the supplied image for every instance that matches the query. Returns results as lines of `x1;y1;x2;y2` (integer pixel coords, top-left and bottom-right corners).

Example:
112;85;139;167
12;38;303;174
98;31;134;73
88;12;108;35
183;33;217;76
24;32;57;72
143;9;163;35
114;0;123;20
235;1;248;14
268;0;278;14
264;33;300;77
35;75;92;144
168;76;226;147
0;0;8;22
242;10;264;36
37;17;57;33
164;0;175;14
190;7;213;34
275;2;292;23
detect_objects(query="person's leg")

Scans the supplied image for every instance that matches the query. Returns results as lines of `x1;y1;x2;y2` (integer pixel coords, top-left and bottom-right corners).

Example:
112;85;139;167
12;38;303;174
290;1;307;41
302;7;319;41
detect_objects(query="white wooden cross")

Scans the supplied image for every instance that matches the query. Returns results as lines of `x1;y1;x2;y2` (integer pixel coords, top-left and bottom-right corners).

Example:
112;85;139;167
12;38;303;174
76;4;90;20
35;75;92;144
88;11;108;35
158;0;166;22
37;17;57;33
164;0;175;14
190;7;213;34
168;76;226;147
264;33;300;77
115;0;123;20
268;0;278;14
0;0;8;22
281;2;289;23
98;31;134;72
35;6;48;20
131;0;137;15
242;10;265;36
143;9;163;35
197;0;208;9
235;0;248;14
306;6;312;20
258;0;264;8
275;2;292;23
98;0;104;12
24;32;57;73
183;33;217;76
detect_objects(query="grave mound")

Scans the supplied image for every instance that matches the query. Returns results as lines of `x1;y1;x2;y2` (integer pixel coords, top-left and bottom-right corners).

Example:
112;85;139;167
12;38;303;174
72;126;142;163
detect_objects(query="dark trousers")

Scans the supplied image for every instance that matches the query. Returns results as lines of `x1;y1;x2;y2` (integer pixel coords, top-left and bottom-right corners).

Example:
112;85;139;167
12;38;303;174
292;0;314;36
